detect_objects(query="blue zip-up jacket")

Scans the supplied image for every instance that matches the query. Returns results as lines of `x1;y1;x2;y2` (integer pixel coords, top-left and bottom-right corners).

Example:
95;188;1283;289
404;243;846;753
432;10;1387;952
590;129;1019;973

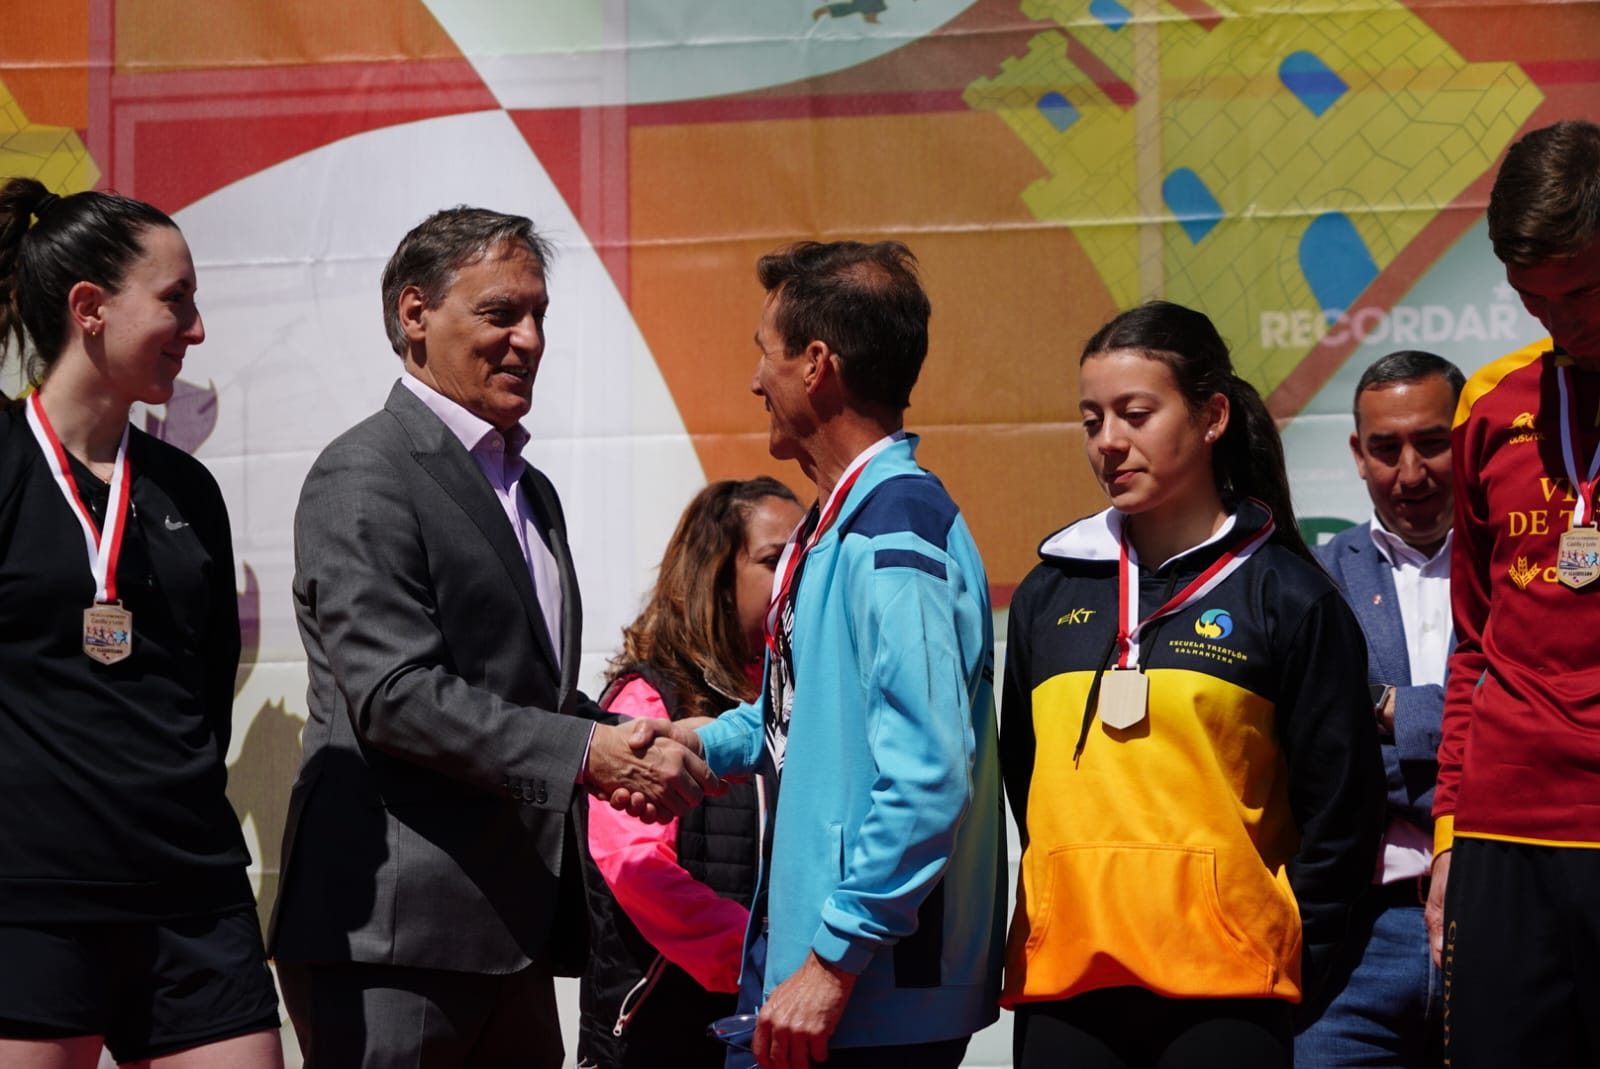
697;434;1004;1049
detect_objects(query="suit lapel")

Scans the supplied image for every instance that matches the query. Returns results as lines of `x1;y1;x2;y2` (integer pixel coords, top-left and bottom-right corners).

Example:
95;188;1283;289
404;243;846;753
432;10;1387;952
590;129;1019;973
1345;532;1412;685
519;466;580;691
385;385;562;679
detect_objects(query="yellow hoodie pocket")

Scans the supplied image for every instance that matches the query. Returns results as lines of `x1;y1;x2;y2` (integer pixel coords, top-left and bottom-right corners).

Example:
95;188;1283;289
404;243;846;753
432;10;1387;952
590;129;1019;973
1011;841;1282;1001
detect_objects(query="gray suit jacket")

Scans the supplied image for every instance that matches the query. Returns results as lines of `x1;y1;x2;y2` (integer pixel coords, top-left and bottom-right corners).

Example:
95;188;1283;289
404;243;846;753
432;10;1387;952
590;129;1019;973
1314;522;1447;834
269;382;604;975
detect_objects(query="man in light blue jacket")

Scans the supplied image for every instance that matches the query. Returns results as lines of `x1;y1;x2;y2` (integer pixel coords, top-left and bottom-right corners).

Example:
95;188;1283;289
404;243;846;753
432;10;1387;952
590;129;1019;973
682;240;1003;1069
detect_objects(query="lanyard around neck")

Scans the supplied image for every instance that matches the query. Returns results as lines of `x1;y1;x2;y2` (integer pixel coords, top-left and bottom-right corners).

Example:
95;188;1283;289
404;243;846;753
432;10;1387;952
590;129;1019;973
1556;365;1600;527
1114;508;1275;669
25;392;133;604
764;433;902;649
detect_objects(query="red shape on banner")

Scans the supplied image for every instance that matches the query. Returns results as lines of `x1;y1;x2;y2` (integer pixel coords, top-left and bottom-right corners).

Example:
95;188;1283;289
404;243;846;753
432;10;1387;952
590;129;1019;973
1166;0;1224;31
97;59;498;214
1522;60;1600;87
510;106;632;301
512;108;585;221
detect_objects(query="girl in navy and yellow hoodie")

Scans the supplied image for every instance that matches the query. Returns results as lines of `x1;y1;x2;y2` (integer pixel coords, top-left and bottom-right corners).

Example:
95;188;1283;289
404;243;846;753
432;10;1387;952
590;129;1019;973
1000;301;1384;1069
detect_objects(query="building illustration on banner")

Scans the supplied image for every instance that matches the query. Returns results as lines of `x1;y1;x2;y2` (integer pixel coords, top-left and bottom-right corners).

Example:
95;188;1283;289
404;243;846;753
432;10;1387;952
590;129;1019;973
964;0;1541;397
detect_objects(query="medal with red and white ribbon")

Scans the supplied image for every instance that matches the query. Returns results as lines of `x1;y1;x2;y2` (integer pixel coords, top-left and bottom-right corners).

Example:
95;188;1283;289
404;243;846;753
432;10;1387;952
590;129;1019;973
25;392;135;664
1555;364;1600;589
1097;506;1276;730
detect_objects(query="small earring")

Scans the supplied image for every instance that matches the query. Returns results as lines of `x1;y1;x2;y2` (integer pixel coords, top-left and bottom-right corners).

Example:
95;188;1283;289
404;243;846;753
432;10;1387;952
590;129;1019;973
1205;430;1216;441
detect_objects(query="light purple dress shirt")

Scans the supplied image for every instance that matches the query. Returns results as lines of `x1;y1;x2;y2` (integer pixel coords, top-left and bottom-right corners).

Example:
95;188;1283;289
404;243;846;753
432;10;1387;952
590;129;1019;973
400;373;564;668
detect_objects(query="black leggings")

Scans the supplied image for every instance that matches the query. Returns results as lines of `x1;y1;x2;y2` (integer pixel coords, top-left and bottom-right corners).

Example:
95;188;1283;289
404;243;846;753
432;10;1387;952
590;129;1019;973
1015;987;1293;1069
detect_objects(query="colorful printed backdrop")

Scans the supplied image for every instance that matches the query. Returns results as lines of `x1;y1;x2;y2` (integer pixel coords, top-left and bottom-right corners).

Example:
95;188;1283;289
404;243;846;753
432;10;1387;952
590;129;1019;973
2;2;1596;1056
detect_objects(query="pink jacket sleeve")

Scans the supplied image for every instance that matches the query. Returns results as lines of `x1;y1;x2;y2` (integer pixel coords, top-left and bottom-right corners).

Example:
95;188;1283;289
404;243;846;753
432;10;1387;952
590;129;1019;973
589;676;750;992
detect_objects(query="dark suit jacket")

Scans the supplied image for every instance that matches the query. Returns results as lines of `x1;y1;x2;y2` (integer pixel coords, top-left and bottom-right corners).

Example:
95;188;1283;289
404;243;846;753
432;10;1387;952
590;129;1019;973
1315;523;1447;833
269;382;603;975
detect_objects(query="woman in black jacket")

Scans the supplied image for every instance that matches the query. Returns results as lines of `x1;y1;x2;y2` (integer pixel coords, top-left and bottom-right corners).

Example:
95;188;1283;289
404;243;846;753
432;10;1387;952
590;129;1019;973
1000;301;1383;1069
0;180;281;1066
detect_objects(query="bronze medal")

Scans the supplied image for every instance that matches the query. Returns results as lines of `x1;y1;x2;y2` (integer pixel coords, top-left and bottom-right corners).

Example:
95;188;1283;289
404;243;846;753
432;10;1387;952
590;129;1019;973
25;395;138;666
1557;525;1600;589
1098;667;1149;730
1554;367;1600;590
83;602;133;664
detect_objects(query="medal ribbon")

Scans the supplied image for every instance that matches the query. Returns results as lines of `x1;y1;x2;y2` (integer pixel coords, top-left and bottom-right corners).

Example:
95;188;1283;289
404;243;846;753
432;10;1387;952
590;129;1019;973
24;392;132;604
1556;365;1600;527
765;432;903;649
1115;505;1276;668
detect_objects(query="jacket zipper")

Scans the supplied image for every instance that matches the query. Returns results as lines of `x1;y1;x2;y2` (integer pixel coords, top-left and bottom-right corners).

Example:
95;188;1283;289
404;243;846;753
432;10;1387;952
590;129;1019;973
612;953;669;1037
754;771;767;889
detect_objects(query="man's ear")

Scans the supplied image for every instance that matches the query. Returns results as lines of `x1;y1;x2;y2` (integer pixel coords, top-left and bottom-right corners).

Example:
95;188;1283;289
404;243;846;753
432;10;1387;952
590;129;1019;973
66;280;106;338
803;341;838;395
397;285;429;345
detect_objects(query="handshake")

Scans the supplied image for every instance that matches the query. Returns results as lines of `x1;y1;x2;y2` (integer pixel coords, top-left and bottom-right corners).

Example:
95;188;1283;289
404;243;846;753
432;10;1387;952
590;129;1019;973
581;716;725;823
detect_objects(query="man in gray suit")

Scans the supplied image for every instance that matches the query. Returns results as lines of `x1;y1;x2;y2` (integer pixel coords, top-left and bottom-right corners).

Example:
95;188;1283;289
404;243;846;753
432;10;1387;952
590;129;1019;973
270;207;713;1068
1296;350;1464;1069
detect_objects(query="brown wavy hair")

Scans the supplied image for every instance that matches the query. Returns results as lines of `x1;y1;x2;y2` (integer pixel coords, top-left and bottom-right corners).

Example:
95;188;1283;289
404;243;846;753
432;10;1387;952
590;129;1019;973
607;476;801;719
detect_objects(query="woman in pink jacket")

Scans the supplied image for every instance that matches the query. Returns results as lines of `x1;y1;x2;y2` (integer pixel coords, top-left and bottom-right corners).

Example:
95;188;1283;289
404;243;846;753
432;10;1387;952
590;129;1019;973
579;476;803;1069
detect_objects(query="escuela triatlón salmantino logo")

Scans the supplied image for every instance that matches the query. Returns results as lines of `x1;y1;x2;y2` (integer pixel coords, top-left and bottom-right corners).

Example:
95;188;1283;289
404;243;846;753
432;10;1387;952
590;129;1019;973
1195;608;1233;640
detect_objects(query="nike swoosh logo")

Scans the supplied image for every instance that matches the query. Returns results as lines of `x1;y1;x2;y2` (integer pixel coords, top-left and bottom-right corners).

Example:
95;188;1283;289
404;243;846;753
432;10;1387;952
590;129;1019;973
164;516;189;531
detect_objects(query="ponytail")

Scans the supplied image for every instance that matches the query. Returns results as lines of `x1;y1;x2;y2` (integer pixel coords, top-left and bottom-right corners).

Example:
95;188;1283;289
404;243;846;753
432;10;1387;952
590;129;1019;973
0;176;52;391
1216;374;1315;564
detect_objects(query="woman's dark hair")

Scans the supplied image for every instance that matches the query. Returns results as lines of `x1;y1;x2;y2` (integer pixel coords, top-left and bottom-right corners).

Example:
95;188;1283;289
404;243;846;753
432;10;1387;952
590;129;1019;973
1081;300;1315;564
608;476;801;719
0;178;177;390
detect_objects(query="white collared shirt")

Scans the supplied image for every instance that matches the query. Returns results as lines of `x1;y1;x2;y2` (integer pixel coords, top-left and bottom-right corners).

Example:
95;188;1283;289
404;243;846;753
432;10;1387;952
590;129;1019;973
401;374;563;669
1367;513;1451;884
1366;514;1451;689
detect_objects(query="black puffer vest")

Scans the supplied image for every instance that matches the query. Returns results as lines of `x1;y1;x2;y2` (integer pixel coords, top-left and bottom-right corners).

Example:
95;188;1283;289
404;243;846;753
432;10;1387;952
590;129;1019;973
577;665;763;1069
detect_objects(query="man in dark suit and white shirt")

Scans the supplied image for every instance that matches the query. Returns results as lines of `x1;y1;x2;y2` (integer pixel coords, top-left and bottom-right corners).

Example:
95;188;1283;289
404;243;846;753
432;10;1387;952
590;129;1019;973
1296;349;1464;1069
270;206;713;1068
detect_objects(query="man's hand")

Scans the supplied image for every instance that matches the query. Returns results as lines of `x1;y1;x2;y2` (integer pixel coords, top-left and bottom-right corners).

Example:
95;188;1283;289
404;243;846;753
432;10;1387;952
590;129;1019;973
583;721;715;823
753;952;856;1069
610;718;732;817
625;715;710;755
1427;849;1451;967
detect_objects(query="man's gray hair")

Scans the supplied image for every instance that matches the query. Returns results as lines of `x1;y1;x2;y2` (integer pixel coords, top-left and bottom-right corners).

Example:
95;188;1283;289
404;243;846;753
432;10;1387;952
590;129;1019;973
380;206;554;356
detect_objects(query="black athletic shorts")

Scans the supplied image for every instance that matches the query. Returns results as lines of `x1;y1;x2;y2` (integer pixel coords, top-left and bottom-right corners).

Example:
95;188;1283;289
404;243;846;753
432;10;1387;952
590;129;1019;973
0;905;281;1062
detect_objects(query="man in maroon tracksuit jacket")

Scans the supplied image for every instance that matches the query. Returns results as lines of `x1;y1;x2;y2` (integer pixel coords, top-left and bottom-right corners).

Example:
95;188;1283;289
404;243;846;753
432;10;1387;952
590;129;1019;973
1428;118;1600;1067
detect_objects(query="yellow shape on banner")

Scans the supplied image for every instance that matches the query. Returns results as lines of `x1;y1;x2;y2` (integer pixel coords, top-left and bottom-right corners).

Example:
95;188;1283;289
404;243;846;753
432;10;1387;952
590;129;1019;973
965;0;1542;394
0;76;100;193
